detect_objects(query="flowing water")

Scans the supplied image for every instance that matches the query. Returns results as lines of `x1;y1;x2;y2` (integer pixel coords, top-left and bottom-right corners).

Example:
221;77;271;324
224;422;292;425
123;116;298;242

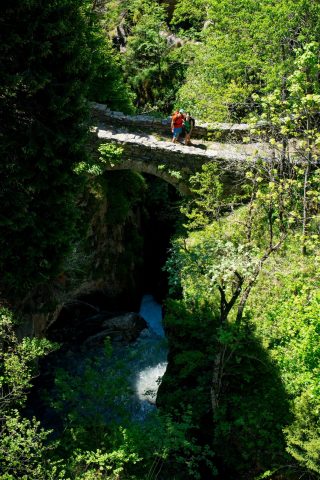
31;294;168;427
132;294;168;418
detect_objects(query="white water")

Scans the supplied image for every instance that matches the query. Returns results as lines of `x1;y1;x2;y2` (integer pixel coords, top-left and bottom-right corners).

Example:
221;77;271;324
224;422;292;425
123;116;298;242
130;294;168;418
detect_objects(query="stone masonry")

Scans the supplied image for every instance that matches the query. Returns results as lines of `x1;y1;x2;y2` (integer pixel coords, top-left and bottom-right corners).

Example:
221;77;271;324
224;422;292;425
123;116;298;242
91;103;270;194
91;102;251;141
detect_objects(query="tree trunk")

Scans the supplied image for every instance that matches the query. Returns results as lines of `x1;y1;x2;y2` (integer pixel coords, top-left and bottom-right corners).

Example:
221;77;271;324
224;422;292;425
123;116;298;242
302;161;309;255
210;344;226;414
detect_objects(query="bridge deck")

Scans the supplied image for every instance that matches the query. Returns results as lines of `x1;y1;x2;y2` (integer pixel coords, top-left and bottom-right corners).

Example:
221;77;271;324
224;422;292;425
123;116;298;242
95;124;269;164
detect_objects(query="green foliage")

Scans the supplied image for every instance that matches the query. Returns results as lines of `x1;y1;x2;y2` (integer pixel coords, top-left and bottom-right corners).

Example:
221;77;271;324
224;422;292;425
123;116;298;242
61;408;215;480
36;337;215;479
180;163;224;229
159;299;218;418
171;0;208;31
248;42;320;254
0;412;64;480
126;0;167;67
0;0;92;297
160;298;289;477
166;232;259;307
211;326;289;475
245;241;320;477
98;143;124;168
118;172;146;219
0;307;58;413
0;307;214;479
75;143;124;175
121;0;188;112
103;170;147;225
164;143;320;477
166;156;303;314
1;0;320;478
264;288;320;397
0;307;61;479
285;390;320;477
84;5;135;113
174;0;320;121
0;0;135;299
49;340;132;451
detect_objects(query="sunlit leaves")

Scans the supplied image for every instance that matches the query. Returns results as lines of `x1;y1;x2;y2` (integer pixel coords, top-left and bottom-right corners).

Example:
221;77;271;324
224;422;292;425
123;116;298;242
0;308;58;414
175;0;320;121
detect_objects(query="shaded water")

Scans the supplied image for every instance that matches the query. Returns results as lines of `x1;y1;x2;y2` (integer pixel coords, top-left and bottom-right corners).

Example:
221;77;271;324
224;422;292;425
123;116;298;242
139;294;165;338
30;294;168;426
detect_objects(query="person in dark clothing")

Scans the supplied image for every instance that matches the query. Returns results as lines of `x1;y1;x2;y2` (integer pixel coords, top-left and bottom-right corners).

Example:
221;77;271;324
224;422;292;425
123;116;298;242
184;113;195;145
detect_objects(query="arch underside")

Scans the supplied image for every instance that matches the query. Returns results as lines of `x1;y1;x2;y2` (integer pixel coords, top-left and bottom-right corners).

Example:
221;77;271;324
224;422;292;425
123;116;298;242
105;159;191;195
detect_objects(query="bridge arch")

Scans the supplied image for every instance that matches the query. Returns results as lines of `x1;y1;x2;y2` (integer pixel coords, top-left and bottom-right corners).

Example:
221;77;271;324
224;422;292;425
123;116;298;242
93;125;252;195
104;158;191;195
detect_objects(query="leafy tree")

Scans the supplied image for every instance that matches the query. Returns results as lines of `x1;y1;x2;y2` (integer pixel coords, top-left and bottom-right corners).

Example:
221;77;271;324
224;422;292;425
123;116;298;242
0;0;95;298
174;0;320;121
0;307;57;414
286;389;320;478
0;0;135;300
0;306;60;479
249;42;320;254
123;0;188;112
84;2;135;112
0;412;64;480
164;153;315;475
48;339;132;451
246;246;320;478
36;338;215;479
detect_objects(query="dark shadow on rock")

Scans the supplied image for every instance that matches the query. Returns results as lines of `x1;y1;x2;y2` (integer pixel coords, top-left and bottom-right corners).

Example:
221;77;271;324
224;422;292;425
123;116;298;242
46;298;146;345
188;142;207;150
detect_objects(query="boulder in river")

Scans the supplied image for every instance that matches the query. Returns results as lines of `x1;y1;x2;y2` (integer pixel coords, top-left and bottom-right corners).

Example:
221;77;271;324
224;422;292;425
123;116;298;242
84;312;147;346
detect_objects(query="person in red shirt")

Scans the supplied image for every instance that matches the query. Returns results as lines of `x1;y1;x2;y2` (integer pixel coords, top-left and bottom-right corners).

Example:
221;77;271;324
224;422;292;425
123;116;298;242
171;109;185;143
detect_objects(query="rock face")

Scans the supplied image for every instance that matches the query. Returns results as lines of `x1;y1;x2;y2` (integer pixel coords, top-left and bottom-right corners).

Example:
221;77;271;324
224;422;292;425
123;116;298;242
18;191;144;338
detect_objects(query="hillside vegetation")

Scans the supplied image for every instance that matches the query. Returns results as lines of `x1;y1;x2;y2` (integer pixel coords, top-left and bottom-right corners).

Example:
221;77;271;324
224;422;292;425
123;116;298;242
0;0;319;479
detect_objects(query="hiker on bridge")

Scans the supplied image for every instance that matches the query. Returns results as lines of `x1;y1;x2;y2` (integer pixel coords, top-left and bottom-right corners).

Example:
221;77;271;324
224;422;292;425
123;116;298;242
171;109;195;145
184;112;195;146
171;109;185;143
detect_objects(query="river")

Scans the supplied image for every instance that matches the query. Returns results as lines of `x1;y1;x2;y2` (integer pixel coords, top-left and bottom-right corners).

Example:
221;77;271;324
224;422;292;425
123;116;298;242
131;294;168;418
28;293;168;427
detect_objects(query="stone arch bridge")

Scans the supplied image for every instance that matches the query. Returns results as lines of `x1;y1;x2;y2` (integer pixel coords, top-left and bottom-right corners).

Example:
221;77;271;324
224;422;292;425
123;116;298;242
91;103;268;194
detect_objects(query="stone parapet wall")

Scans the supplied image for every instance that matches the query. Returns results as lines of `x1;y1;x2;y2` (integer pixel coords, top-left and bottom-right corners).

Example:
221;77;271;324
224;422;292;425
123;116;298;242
91;102;251;142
